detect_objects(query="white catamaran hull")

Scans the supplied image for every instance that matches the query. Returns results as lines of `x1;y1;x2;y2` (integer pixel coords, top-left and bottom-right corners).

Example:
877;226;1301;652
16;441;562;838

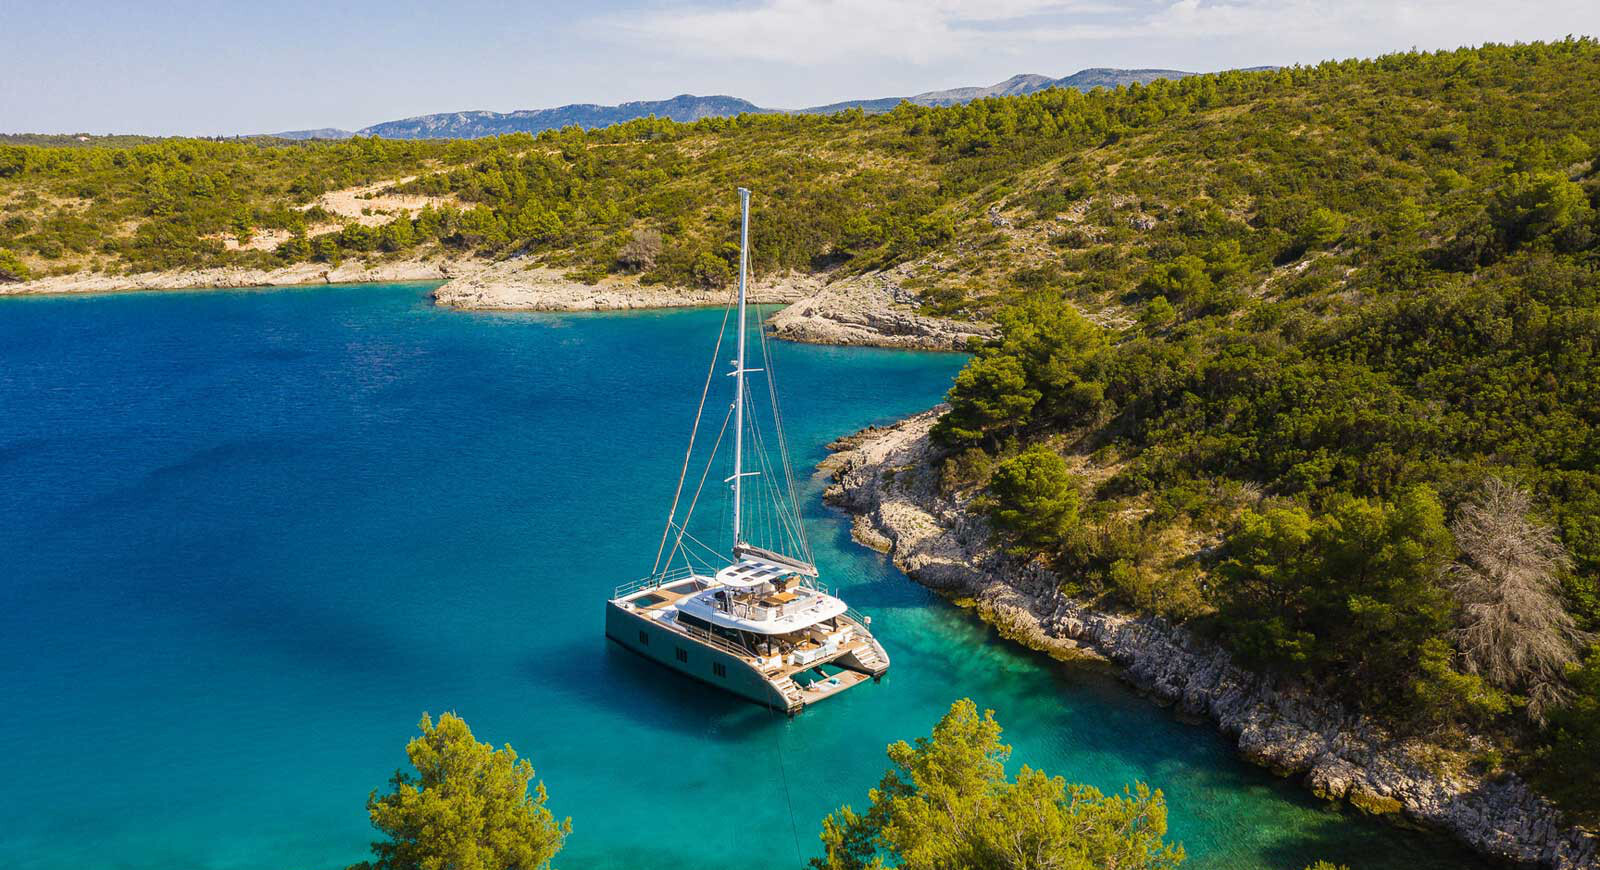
605;593;890;714
606;602;796;710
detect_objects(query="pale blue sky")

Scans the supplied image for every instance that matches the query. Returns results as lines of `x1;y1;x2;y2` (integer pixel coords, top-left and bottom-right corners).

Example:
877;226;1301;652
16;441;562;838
4;0;1599;136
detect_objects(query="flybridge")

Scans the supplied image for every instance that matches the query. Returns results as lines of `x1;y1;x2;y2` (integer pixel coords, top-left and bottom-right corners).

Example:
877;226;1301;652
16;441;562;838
714;557;796;590
733;543;819;577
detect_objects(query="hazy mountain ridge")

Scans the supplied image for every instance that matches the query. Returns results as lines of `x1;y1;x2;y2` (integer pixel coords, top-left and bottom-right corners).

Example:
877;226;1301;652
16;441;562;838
905;72;1061;105
353;95;769;140
805;68;1201;113
297;68;1216;140
271;128;355;140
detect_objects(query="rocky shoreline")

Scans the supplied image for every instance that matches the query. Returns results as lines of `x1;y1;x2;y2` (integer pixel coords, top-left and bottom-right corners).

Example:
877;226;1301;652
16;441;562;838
428;260;815;311
3;258;990;351
821;408;1599;870
432;262;990;350
0;257;464;296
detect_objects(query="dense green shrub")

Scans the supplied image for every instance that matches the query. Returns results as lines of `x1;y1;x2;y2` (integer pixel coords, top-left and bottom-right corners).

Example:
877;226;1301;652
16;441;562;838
1214;489;1457;709
933;355;1040;449
1533;647;1600;824
1488;171;1594;251
987;445;1081;554
814;700;1183;870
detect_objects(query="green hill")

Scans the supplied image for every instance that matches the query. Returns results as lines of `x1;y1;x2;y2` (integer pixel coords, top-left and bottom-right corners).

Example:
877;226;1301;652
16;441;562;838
2;38;1598;818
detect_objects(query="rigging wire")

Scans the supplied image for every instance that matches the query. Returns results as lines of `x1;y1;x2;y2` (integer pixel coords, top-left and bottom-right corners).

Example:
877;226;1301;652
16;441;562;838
651;293;737;576
744;381;782;554
757;309;814;565
667;521;726;572
749;367;807;560
662;402;735;575
746;379;804;559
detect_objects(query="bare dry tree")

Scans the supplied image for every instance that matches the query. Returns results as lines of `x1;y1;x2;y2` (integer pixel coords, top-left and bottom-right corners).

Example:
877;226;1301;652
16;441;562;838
1449;477;1592;723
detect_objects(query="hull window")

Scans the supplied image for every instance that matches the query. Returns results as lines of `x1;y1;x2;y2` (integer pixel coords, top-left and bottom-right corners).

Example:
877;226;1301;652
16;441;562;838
712;662;727;678
638;630;649;646
675;647;688;663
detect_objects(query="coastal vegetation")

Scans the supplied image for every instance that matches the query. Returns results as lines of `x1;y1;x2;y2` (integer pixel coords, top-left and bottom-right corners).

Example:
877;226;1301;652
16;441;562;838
814;700;1183;870
0;247;28;282
7;34;1599;828
3;38;1590;302
352;713;569;870
916;40;1600;821
357;706;1198;870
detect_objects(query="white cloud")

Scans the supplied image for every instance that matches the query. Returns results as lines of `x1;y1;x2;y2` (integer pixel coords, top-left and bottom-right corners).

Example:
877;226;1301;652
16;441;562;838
597;0;1600;70
597;0;1117;65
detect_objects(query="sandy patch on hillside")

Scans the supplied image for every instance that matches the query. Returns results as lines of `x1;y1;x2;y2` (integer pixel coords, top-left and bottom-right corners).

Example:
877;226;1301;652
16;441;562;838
205;224;343;252
300;177;461;226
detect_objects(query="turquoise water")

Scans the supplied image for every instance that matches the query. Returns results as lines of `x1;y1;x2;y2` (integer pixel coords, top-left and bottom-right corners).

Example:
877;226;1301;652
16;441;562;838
0;283;1489;870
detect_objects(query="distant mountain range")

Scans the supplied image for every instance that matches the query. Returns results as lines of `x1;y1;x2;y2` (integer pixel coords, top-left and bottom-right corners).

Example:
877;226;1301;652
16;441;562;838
269;67;1267;140
269;127;357;141
796;68;1215;115
356;94;767;140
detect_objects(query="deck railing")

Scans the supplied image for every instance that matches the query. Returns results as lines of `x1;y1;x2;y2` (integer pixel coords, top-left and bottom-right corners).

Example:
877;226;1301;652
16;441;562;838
612;567;697;600
671;618;757;661
801;577;832;597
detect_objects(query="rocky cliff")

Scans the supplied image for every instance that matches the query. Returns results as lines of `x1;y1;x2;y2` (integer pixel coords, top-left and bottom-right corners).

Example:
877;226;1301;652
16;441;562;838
822;409;1600;870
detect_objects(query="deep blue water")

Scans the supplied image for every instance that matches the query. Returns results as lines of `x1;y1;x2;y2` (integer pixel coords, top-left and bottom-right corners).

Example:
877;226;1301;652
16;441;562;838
0;283;1490;870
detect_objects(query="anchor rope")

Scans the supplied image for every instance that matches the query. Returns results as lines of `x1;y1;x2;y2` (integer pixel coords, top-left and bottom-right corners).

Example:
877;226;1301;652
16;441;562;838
768;706;806;866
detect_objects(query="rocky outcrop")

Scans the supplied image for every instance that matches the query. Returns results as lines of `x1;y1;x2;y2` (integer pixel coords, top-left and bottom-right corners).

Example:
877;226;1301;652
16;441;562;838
430;261;812;311
0;257;464;297
768;270;995;351
438;262;994;350
822;409;1599;870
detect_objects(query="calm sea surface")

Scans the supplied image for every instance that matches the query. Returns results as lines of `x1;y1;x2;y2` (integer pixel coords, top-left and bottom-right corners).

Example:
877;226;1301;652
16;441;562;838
0;283;1489;870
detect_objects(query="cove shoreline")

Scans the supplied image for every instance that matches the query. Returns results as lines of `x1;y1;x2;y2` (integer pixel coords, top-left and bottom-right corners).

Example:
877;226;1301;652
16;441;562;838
7;272;1580;867
1;257;994;351
819;408;1600;870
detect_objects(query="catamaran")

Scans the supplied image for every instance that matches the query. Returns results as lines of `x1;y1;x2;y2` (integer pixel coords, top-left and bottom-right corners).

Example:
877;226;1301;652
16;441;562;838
605;188;889;714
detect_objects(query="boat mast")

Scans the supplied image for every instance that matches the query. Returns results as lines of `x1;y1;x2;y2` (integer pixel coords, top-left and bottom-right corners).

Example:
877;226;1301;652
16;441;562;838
731;187;751;548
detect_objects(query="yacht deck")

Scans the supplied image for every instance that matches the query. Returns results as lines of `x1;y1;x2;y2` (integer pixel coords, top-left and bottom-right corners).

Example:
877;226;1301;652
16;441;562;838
617;580;885;682
795;667;870;701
